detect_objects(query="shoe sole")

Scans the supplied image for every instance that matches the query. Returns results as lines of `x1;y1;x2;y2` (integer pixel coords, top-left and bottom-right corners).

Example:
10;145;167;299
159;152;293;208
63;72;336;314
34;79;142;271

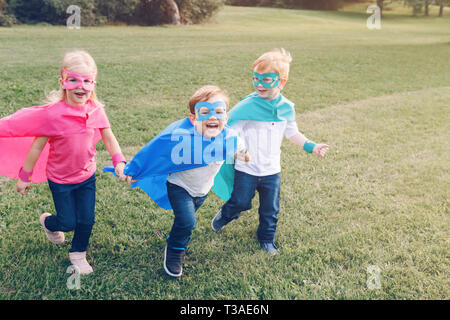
163;246;182;278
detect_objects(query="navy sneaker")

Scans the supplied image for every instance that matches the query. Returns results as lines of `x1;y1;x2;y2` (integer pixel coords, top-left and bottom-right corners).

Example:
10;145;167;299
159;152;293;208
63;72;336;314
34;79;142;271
164;246;185;277
211;209;229;232
260;242;278;255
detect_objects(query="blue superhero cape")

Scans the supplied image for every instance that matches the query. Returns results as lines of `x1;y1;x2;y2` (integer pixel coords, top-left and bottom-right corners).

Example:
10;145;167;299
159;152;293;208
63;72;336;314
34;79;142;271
211;92;296;201
104;117;238;210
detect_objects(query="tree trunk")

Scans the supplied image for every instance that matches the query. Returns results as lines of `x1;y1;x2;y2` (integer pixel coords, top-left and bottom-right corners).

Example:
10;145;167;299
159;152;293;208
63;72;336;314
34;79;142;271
377;0;383;18
439;4;444;17
425;0;429;16
164;0;181;25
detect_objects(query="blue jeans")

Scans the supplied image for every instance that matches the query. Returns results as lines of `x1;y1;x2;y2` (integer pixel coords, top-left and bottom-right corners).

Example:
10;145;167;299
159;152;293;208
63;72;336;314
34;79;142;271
45;174;96;252
166;181;208;250
221;170;281;243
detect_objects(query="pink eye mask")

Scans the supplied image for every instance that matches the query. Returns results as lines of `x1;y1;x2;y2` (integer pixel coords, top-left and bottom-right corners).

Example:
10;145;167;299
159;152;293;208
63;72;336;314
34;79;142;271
61;68;96;91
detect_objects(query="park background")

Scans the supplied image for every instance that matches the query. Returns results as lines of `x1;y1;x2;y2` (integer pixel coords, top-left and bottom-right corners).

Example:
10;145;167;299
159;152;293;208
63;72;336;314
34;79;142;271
0;0;449;299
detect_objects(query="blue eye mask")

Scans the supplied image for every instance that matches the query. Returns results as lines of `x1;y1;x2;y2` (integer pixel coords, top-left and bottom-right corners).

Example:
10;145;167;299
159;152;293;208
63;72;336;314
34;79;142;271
194;101;227;121
253;72;280;89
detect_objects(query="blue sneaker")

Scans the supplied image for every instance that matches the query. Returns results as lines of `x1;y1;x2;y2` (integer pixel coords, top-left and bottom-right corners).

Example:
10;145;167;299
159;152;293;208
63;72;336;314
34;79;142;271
211;210;229;232
260;242;278;255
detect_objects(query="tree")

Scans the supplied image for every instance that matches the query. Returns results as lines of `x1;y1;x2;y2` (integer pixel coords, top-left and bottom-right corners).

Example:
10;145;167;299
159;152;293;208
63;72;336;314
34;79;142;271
164;0;180;24
436;0;449;16
377;0;384;17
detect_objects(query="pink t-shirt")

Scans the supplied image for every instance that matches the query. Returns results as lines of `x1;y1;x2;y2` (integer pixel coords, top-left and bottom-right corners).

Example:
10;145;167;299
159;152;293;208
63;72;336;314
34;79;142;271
46;128;97;184
46;101;110;184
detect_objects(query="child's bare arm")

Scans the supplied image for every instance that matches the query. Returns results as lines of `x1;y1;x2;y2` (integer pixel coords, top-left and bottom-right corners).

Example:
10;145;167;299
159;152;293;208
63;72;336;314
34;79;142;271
16;136;48;195
100;128;127;181
288;132;328;158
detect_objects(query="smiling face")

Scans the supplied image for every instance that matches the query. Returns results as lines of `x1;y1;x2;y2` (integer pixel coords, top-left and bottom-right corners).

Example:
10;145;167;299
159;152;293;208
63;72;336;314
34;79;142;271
253;68;287;101
60;65;96;107
189;94;228;138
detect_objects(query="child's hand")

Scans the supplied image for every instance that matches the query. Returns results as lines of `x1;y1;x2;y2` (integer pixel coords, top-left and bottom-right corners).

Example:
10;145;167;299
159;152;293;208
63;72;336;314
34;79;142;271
126;175;138;185
115;162;127;182
16;180;31;195
313;144;329;158
235;149;251;162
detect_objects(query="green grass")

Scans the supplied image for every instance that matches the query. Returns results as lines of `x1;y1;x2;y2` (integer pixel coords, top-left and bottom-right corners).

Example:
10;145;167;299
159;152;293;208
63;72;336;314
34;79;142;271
0;5;449;299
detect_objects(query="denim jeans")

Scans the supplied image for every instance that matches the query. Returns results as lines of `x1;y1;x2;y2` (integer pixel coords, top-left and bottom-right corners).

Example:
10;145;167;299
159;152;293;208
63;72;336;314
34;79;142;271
45;173;96;253
221;170;281;243
166;181;208;250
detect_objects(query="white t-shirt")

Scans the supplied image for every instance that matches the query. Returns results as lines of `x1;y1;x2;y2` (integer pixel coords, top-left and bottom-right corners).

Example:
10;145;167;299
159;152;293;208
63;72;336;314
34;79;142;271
232;120;300;177
167;134;246;197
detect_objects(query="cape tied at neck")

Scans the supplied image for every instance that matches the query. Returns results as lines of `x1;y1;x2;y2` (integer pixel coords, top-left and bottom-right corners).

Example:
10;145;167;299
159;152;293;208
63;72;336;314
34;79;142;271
0;100;110;182
211;92;296;201
103;117;239;210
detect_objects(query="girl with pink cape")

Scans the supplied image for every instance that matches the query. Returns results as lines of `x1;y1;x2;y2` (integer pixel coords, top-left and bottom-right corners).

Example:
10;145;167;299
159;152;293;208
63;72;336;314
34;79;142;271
0;50;128;274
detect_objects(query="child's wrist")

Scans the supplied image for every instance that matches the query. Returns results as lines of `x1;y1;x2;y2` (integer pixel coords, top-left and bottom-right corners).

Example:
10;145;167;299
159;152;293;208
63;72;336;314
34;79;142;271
112;153;126;168
18;167;33;182
303;140;316;154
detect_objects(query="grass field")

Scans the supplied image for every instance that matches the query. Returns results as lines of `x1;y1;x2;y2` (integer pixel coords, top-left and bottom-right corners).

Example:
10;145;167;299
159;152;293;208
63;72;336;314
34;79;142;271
0;4;449;299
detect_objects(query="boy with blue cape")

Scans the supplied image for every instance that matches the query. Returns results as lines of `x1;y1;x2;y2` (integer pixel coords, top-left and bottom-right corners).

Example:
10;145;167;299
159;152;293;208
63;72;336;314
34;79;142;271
105;85;249;277
211;49;329;255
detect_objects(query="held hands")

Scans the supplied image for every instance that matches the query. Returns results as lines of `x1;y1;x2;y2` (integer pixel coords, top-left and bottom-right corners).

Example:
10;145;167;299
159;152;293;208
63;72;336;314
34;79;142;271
114;162;128;182
16;180;31;195
312;144;329;158
235;149;251;162
113;161;138;185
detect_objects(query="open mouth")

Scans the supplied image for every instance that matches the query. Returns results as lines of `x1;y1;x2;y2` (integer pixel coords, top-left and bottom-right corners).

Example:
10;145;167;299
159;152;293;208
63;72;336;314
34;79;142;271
206;123;219;129
74;92;87;99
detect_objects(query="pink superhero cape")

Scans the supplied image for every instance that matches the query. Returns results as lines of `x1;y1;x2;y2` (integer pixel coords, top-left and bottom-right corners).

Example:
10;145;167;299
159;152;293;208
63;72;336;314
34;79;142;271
0;100;110;183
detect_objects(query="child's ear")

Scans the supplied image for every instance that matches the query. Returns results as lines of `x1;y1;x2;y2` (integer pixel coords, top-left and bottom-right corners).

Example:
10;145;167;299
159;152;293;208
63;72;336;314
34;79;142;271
279;79;287;90
189;113;196;124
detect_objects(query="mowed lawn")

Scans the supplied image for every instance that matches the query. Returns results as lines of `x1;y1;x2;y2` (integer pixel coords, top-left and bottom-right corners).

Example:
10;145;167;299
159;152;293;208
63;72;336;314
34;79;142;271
0;5;449;299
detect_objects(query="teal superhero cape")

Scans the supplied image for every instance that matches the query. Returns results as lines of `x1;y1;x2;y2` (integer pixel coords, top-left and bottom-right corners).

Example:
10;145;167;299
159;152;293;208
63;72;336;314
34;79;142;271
104;117;238;210
211;92;296;201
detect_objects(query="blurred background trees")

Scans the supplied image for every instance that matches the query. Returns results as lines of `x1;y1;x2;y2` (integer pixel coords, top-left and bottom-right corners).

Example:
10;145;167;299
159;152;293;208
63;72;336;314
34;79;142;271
0;0;225;26
0;0;447;26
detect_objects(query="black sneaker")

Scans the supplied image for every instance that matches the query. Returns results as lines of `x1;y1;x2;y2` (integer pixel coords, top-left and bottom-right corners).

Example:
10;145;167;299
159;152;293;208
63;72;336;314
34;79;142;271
211;209;230;232
164;246;185;277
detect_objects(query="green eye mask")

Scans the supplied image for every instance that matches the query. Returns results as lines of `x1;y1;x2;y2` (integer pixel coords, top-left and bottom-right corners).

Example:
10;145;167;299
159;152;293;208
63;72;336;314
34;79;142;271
253;72;280;89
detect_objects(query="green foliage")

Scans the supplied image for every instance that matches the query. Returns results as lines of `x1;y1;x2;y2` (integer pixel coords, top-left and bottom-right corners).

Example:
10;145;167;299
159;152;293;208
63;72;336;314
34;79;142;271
176;0;225;24
94;0;140;24
0;0;17;26
4;0;225;26
8;0;97;25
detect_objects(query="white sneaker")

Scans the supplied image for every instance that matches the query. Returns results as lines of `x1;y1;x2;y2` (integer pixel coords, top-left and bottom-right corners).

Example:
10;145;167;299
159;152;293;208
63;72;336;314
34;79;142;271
69;251;94;274
40;213;64;244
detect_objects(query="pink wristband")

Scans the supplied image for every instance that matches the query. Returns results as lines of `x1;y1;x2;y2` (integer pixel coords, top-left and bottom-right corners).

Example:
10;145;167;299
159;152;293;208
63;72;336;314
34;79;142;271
112;153;126;168
18;167;33;182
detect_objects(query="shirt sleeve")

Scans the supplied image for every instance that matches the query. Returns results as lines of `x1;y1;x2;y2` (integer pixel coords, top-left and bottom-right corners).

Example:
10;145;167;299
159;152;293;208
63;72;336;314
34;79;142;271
230;120;247;136
284;121;300;139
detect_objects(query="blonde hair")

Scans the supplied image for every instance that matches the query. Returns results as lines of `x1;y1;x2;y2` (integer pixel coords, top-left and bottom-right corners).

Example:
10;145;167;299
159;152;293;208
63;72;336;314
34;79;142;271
188;85;229;114
45;50;104;107
253;48;292;81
